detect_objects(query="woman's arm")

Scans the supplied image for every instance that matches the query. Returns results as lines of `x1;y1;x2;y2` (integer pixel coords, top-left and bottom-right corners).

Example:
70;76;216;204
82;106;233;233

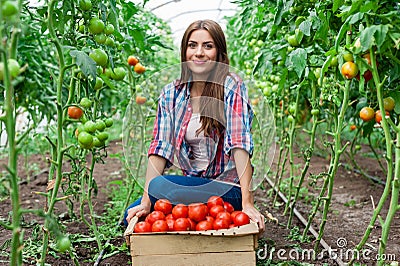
232;148;265;233
125;155;166;223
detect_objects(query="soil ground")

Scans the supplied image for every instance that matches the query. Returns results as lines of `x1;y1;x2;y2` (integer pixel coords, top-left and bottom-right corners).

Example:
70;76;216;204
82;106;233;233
0;139;399;265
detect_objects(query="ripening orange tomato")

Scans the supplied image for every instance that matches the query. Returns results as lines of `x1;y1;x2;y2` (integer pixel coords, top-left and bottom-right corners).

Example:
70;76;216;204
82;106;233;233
359;107;375;122
68;106;83;119
341;61;359;79
127;56;139;66
135;95;147;105
134;63;146;74
375;110;389;124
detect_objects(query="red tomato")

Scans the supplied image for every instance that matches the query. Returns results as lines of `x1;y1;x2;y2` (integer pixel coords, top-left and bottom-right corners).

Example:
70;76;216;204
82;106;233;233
196;220;213;231
154;199;173;215
165;213;174;220
166;218;174;231
375;110;389;124
223;202;235;213
145;211;165;225
229;223;236;228
209;205;225;218
68;106;83;119
230;211;241;220
188;203;208;222
213;218;230;230
172;204;188;219
207;196;224;209
173;218;191;231
205;216;214;224
152;220;169;232
233;211;250;226
134;221;152;233
187;218;197;230
216;212;232;224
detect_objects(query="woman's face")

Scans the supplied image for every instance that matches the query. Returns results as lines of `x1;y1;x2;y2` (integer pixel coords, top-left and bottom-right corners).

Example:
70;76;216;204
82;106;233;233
185;29;217;79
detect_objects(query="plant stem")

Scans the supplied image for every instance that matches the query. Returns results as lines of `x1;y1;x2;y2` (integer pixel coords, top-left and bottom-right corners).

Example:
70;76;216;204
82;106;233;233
349;48;394;266
284;85;301;216
87;152;103;250
314;79;350;251
2;46;23;266
39;0;67;264
377;130;399;266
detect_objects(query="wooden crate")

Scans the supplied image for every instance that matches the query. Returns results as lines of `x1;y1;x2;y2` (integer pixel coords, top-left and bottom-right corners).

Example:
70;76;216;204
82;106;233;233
124;216;259;266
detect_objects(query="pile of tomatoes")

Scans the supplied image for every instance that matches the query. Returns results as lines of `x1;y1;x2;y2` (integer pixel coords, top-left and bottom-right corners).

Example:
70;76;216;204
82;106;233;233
134;196;251;233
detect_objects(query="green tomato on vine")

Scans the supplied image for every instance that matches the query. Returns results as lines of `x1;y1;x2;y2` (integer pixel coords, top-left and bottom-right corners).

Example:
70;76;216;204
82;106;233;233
2;0;18;17
89;49;108;67
89;18;105;34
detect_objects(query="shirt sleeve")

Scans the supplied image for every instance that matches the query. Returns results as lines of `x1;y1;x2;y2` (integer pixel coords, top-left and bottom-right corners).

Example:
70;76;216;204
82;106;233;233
224;74;254;157
148;83;176;165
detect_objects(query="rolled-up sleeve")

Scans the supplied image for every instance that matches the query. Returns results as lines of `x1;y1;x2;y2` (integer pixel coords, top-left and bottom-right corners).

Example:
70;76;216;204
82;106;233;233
148;83;176;165
224;75;254;157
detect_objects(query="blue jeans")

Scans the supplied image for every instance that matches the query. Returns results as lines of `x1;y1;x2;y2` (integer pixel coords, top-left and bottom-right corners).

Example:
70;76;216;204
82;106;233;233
123;175;242;226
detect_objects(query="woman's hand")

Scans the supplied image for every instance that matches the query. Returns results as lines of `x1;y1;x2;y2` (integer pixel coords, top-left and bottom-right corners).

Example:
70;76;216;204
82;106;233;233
242;204;265;234
126;199;151;224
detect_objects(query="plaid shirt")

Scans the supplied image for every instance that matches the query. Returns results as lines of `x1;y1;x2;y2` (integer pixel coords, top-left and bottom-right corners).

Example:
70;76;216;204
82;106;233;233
148;73;254;184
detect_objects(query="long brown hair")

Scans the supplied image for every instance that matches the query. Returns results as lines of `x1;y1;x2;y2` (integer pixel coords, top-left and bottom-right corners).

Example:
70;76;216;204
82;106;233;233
180;20;229;136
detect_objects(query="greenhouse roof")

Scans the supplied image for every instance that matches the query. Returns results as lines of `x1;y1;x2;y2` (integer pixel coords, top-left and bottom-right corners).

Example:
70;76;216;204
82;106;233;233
131;0;239;45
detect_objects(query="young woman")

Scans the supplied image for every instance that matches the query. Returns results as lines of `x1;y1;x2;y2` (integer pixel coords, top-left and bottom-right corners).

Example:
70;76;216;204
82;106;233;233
124;19;265;233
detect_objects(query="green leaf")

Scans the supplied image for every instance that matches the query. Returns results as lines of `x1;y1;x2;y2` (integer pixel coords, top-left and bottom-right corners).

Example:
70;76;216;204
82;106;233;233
129;29;145;50
273;0;284;25
299;21;311;36
359;25;389;51
286;48;307;78
348;12;364;24
70;50;97;83
333;0;344;12
334;21;349;51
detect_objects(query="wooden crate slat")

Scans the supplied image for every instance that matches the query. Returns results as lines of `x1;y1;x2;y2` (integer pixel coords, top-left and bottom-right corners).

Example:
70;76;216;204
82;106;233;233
131;251;256;266
130;234;255;256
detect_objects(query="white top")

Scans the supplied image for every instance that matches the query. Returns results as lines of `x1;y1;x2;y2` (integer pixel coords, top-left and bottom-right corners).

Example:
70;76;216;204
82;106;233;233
185;113;211;171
